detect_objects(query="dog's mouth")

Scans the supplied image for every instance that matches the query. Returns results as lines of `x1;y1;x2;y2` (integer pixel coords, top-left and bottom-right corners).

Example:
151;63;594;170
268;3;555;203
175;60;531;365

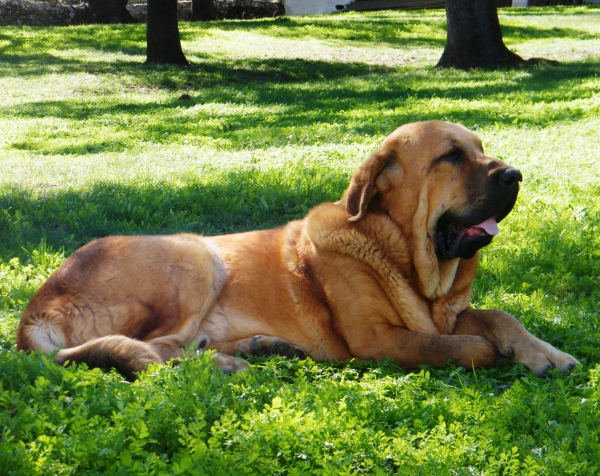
435;166;520;260
436;217;500;260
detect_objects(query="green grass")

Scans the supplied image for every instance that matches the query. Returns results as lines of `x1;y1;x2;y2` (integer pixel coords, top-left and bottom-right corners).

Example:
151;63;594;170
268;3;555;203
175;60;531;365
1;6;600;474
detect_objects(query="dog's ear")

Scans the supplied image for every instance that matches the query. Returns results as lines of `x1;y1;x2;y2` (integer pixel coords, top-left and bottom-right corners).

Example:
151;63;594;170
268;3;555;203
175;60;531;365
344;147;392;222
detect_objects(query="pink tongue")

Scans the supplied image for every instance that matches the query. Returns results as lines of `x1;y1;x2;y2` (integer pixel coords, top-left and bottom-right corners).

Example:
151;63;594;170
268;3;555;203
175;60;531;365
474;218;499;236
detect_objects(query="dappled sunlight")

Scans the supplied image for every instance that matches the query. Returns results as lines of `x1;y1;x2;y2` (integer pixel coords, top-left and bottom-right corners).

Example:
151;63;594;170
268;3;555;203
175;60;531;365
47;48;146;64
500;21;599;43
202;17;446;48
2;51;600;156
512;39;600;62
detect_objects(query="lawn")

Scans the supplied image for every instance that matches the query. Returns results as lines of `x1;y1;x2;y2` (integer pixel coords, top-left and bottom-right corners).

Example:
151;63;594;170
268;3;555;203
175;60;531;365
1;5;600;474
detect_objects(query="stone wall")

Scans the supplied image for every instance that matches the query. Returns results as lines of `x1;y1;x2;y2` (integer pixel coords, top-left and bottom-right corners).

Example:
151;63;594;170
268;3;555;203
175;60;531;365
0;0;88;26
0;0;284;26
215;0;283;19
128;0;283;22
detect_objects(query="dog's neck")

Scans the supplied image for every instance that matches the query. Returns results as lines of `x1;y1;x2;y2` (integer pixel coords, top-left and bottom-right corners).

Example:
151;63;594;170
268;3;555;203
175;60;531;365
307;203;443;334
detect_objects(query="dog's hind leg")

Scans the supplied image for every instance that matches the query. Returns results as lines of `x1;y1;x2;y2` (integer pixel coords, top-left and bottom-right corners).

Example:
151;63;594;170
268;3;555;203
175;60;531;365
54;335;163;381
146;333;249;373
55;333;249;378
16;309;68;353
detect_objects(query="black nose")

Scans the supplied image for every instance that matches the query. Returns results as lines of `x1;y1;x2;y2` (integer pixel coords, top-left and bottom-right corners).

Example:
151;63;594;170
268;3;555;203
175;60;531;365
499;168;522;188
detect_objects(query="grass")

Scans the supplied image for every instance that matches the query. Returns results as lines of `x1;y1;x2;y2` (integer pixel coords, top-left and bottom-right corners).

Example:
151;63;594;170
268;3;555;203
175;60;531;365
1;5;600;474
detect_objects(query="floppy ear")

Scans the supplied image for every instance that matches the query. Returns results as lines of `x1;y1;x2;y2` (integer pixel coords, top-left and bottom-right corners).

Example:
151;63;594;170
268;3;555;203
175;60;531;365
344;147;392;222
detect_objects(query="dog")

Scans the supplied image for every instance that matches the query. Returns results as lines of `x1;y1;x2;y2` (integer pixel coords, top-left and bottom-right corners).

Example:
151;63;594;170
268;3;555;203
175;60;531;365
16;121;579;379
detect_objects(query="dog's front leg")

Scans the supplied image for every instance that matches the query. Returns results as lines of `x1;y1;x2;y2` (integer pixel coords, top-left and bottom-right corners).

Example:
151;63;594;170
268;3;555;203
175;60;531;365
452;307;580;376
348;323;500;370
209;335;308;360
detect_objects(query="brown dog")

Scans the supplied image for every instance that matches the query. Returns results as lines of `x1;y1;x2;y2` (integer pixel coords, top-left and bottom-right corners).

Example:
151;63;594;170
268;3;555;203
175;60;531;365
17;121;579;379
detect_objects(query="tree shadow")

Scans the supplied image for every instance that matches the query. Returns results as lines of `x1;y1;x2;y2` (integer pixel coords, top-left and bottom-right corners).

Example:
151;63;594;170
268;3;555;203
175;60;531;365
500;5;600;17
194;11;597;46
2;55;598;154
0;168;350;259
501;23;598;42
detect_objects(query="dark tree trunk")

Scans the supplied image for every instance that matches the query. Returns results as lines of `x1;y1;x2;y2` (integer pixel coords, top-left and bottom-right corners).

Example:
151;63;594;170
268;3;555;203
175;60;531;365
146;0;189;65
87;0;135;24
436;0;525;70
192;0;218;21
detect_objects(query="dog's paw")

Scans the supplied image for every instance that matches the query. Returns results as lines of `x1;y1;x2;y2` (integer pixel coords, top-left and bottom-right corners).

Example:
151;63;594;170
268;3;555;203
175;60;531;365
213;352;249;373
247;335;307;360
511;338;579;376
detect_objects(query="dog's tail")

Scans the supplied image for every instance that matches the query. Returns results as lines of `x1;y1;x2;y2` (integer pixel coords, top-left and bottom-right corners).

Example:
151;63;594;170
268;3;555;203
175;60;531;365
52;337;162;380
17;312;162;380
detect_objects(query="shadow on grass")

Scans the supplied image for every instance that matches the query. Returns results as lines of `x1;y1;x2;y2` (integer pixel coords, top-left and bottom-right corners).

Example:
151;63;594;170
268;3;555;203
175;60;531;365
2;55;599;155
0;8;596;72
500;5;600;17
0;167;350;258
501;23;599;42
3;53;598;101
482;222;599;299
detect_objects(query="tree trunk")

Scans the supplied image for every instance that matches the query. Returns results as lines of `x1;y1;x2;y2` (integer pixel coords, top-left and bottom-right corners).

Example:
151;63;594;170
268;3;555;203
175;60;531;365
192;0;218;21
87;0;135;24
146;0;189;65
436;0;525;70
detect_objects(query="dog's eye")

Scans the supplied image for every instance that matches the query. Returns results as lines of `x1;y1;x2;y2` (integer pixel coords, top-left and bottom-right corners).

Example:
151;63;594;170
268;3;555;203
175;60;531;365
438;149;464;165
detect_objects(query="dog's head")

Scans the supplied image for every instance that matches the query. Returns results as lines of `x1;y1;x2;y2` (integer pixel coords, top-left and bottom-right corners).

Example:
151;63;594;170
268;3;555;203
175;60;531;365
341;121;521;260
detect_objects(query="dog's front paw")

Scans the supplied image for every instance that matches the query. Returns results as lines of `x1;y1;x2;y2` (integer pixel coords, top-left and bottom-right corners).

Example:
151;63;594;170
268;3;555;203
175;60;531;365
511;337;579;376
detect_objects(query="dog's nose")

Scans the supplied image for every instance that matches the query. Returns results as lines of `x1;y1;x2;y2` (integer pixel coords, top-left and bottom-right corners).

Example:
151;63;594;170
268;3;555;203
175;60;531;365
499;168;522;188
